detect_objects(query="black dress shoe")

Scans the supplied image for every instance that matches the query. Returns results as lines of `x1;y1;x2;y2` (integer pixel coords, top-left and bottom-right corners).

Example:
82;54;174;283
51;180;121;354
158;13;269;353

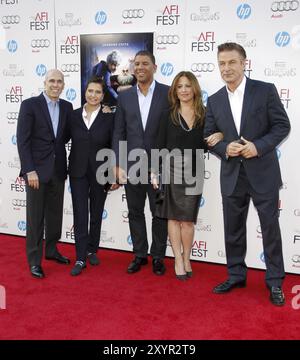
71;261;86;276
269;286;285;306
152;259;166;276
213;279;246;294
87;252;100;266
30;265;45;279
46;253;70;265
127;257;148;274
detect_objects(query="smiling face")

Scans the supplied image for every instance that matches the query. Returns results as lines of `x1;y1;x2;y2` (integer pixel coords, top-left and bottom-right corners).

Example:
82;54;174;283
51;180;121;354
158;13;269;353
85;82;104;107
44;70;64;101
218;49;245;91
133;54;157;86
176;76;195;104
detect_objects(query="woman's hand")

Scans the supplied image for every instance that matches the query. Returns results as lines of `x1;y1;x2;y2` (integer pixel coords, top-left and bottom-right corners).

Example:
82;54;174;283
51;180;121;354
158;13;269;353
150;173;159;190
205;132;224;147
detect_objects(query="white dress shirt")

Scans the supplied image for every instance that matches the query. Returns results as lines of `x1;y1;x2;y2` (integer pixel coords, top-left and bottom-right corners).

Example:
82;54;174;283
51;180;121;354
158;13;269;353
137;80;156;130
82;104;101;129
226;76;246;136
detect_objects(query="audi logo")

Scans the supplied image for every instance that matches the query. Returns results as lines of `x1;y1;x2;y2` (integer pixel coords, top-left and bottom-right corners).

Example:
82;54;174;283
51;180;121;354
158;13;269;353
191;63;215;72
2;15;20;24
31;39;50;48
122;9;145;19
271;0;299;11
292;254;300;263
7;112;19;120
61;64;80;72
156;35;180;45
12;199;26;207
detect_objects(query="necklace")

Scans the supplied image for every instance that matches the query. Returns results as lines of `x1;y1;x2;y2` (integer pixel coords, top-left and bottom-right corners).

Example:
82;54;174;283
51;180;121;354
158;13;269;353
178;112;193;132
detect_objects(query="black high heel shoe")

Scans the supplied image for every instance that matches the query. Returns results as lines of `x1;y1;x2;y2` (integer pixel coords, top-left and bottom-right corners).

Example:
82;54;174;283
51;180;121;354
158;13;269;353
186;271;193;278
174;264;187;281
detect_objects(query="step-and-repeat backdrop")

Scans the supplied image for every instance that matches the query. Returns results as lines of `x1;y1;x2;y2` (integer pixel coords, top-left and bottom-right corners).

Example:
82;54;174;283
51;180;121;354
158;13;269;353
0;0;299;273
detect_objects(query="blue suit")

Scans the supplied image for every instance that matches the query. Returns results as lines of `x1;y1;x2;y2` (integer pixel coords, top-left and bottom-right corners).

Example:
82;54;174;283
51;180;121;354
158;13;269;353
204;78;290;287
17;93;73;266
112;81;169;259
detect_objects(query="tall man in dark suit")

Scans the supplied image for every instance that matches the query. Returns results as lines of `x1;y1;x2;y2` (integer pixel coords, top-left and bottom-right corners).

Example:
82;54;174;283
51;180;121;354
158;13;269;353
112;50;169;275
17;69;73;278
204;43;290;306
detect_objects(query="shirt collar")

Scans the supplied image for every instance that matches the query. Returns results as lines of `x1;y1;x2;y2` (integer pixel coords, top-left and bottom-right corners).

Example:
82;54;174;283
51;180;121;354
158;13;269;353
137;80;156;96
43;91;60;104
82;103;101;117
226;75;246;97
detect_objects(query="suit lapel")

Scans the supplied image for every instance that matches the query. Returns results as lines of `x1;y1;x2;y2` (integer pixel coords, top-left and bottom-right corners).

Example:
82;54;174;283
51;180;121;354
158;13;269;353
38;93;55;138
131;87;144;134
144;82;160;134
240;78;255;134
56;100;66;138
221;87;239;138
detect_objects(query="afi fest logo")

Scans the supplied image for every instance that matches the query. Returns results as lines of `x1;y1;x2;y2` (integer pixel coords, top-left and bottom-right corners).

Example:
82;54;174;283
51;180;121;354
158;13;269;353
30;12;49;30
156;4;180;25
0;285;6;310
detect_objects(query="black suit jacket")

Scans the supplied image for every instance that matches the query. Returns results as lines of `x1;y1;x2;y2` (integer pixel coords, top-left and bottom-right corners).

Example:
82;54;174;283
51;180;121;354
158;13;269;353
112;81;170;170
68;106;114;178
17;93;73;183
204;78;290;196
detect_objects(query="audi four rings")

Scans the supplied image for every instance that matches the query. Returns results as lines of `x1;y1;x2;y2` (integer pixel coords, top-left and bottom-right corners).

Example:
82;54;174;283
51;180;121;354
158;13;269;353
12;199;26;207
2;15;20;24
271;0;299;11
156;35;180;44
122;9;145;18
191;63;215;72
61;64;80;72
7;112;19;120
31;39;50;48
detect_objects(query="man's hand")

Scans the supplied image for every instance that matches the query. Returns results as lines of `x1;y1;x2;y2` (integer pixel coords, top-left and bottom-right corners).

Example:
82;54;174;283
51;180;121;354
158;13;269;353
240;137;258;158
226;142;244;157
113;166;127;184
27;171;39;189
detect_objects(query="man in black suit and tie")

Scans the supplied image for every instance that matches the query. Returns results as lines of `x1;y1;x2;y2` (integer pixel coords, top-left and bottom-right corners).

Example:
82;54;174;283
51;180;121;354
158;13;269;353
17;69;73;278
112;50;169;275
204;43;290;305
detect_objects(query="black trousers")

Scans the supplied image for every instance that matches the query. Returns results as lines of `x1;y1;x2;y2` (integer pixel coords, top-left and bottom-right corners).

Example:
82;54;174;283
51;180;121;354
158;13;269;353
26;174;65;266
222;165;285;288
125;182;167;259
70;166;107;262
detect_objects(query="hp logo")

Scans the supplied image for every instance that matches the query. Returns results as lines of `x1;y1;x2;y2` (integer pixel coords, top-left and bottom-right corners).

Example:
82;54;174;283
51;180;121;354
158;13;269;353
275;31;290;47
260;252;265;263
237;3;252;19
127;235;132;246
7;40;18;53
95;11;107;25
18;221;26;232
199;197;205;208
161;63;174;76
66;88;76;101
11;135;17;145
36;64;47;77
102;209;108;220
202;90;208;105
276;148;281;159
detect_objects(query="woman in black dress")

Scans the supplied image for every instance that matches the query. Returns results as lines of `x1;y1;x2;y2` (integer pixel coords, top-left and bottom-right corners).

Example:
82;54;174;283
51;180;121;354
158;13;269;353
153;71;222;280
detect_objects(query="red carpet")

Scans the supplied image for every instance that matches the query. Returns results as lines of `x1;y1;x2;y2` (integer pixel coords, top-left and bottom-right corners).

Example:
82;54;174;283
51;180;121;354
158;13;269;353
0;234;299;340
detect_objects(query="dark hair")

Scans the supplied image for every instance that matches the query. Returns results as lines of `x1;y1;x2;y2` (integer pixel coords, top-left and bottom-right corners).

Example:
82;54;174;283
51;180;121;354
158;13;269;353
217;42;247;59
134;50;156;65
85;76;106;93
168;71;206;128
